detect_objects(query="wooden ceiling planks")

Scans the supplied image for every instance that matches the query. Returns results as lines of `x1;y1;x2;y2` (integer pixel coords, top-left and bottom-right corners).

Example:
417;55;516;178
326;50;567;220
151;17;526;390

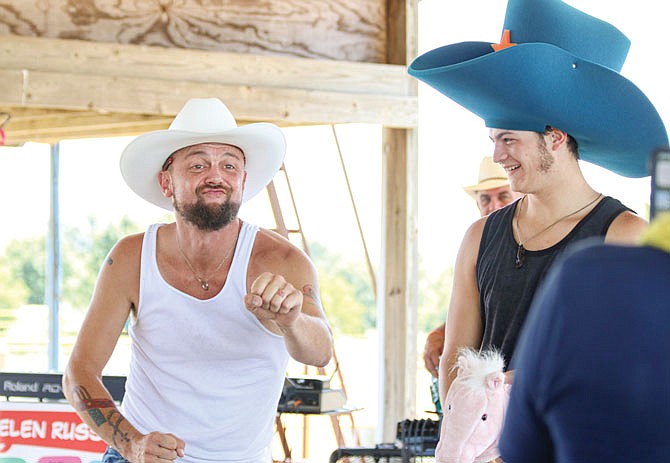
0;0;417;144
0;0;386;62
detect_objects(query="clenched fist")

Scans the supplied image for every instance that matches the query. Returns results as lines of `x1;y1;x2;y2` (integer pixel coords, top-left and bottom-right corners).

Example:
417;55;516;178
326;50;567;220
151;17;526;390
129;431;185;463
244;272;302;328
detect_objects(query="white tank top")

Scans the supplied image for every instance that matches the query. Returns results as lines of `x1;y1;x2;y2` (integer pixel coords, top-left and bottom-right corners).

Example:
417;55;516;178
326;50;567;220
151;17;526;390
121;222;289;463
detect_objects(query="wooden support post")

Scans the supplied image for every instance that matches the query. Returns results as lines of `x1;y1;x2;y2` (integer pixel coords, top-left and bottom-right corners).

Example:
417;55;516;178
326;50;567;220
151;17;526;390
377;0;419;442
378;127;418;440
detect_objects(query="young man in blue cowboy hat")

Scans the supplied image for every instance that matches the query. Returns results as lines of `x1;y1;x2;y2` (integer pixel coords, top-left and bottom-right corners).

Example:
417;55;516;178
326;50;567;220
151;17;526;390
62;98;333;463
423;156;520;378
409;0;668;406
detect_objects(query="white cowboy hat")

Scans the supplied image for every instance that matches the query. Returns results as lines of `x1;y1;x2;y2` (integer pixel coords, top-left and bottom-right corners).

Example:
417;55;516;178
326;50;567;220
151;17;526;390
120;98;286;210
462;156;510;198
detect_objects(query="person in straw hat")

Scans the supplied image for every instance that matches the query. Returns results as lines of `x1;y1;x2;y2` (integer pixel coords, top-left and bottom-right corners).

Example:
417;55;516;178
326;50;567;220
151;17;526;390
63;98;333;463
464;156;521;217
423;156;520;378
408;0;667;409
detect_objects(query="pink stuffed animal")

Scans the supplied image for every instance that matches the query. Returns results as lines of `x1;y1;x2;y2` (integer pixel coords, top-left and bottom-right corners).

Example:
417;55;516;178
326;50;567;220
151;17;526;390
435;349;510;463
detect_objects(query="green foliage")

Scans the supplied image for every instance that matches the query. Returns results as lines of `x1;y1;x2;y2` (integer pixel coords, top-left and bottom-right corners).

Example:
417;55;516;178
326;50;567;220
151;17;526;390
309;242;455;336
0;240;43;335
0;215;142;315
417;266;454;333
3;237;46;305
308;242;376;336
0;257;29;309
319;272;370;335
61;216;141;311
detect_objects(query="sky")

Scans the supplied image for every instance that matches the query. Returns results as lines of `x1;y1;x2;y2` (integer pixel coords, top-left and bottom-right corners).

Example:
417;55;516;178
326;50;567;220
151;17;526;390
1;0;669;280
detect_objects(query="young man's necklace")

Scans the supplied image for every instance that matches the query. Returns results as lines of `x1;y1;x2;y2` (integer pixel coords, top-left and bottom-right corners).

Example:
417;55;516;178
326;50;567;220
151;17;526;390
176;232;235;291
514;192;602;269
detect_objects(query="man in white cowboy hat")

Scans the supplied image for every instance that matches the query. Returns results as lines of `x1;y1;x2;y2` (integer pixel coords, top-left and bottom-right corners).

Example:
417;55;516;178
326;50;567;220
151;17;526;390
62;98;333;463
422;156;520;378
409;0;668;408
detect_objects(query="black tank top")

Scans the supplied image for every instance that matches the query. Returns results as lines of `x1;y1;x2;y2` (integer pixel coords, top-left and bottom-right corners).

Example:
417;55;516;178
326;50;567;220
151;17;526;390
476;196;631;368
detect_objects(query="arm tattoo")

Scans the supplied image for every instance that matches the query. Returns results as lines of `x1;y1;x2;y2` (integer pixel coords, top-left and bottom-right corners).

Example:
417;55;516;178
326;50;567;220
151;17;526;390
106;410;131;448
72;386;115;426
71;386;129;446
302;284;323;309
302;284;317;301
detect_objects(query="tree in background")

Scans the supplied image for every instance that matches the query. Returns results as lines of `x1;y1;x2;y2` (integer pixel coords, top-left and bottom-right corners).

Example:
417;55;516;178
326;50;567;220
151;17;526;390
418;266;454;333
0;261;26;337
0;257;28;309
319;272;369;335
3;237;46;305
61;215;141;311
0;216;142;313
309;242;454;337
308;242;376;336
0;239;43;338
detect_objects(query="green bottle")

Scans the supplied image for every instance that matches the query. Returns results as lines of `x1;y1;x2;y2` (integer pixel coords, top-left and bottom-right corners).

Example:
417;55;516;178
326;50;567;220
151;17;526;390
430;376;442;414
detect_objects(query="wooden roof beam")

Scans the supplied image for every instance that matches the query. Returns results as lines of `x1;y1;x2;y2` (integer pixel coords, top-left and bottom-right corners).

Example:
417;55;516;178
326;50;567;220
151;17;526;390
0;35;417;142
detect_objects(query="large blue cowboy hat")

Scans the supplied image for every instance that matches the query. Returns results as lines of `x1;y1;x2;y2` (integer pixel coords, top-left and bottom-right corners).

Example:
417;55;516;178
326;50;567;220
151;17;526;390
120;98;286;210
408;0;668;178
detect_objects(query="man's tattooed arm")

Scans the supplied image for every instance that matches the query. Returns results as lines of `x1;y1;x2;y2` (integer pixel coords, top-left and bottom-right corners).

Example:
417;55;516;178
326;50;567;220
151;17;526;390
105;409;131;450
71;385;130;450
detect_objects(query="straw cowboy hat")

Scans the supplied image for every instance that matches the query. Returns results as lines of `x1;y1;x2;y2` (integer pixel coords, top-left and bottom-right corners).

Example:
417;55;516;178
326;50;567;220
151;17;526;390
120;98;286;210
463;156;510;198
408;0;668;178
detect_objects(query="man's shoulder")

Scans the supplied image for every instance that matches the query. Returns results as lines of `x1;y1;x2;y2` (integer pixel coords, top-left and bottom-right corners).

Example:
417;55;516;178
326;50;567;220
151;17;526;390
247;227;317;284
605;209;647;244
253;226;292;247
252;227;311;262
113;231;145;256
131;222;168;251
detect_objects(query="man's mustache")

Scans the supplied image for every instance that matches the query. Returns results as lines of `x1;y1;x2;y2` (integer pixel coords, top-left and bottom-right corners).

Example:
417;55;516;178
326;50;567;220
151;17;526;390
197;183;229;194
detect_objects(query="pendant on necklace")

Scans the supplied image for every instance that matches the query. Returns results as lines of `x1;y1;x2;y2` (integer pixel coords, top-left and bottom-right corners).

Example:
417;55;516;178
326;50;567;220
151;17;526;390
198;278;209;291
515;244;526;269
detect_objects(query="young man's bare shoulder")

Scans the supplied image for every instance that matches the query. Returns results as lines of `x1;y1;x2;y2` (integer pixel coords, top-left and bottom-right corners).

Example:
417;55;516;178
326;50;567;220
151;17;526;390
451;216;489;266
463;216;489;243
606;211;648;244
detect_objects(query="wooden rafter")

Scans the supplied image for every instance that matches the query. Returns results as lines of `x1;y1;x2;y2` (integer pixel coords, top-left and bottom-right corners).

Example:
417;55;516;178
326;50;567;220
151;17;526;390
0;35;417;145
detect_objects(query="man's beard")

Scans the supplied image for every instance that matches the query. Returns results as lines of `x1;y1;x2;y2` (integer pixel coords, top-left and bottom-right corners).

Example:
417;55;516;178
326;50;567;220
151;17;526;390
174;197;241;231
537;137;555;173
